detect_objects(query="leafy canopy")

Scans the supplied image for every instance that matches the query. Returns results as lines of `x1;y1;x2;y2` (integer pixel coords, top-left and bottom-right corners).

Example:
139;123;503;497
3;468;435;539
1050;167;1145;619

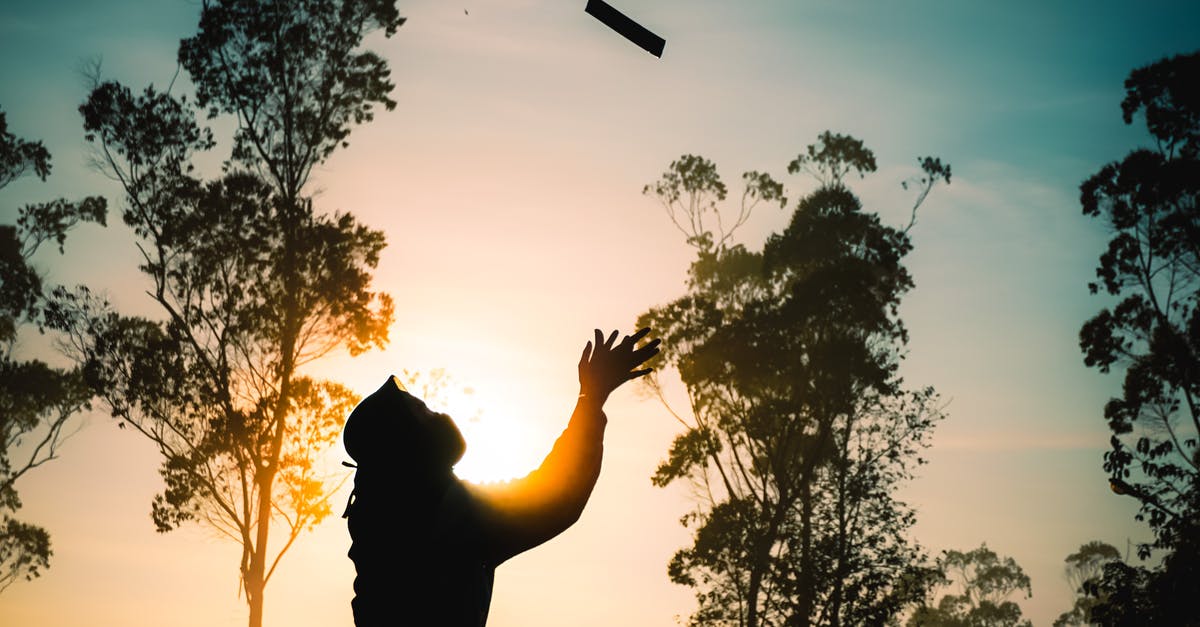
0;108;106;592
49;2;404;625
641;133;948;627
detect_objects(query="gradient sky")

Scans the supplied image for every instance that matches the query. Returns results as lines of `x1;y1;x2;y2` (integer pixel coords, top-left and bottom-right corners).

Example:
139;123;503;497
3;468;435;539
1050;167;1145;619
2;1;1199;625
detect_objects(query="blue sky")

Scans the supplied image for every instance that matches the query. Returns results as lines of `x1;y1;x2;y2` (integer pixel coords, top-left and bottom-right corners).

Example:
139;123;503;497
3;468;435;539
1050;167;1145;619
2;1;1198;625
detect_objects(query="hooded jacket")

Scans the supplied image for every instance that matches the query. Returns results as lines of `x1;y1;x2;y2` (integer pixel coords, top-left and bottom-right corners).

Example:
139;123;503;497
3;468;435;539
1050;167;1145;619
342;376;607;627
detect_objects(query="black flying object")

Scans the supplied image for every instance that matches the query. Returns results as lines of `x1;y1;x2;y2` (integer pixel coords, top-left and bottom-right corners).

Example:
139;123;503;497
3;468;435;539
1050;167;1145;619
585;0;666;58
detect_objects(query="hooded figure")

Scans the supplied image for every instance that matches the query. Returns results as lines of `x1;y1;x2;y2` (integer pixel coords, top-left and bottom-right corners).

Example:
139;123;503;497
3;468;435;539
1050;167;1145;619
342;328;660;627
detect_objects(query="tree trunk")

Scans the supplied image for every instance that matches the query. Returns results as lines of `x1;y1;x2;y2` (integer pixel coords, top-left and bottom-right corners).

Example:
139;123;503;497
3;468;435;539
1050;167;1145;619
245;455;278;627
242;198;302;627
829;442;850;627
796;479;814;627
746;551;764;627
747;493;793;627
247;577;265;627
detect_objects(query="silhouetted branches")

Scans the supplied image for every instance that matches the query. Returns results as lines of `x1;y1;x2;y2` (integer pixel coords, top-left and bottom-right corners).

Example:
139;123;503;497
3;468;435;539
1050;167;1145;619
0;108;106;593
641;133;950;627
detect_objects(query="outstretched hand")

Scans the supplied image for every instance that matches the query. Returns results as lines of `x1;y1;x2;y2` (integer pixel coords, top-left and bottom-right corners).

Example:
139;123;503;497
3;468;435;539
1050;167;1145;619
578;327;660;406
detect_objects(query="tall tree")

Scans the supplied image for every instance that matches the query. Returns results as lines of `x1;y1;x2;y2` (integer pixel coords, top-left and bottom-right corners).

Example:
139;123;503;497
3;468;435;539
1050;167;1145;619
908;544;1033;627
639;133;950;627
0;109;106;592
48;2;402;625
1079;48;1200;557
1076;49;1200;625
1053;540;1121;626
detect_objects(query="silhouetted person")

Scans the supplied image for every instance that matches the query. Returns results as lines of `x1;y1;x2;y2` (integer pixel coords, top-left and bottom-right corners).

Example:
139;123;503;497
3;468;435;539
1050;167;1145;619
342;328;660;626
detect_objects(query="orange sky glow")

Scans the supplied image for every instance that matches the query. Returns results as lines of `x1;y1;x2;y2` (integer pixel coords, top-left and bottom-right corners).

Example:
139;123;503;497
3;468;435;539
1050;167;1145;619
3;1;1199;625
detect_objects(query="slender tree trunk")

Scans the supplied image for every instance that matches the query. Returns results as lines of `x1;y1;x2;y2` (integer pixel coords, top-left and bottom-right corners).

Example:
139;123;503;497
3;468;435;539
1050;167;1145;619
244;198;302;627
829;445;850;627
796;478;814;627
746;548;764;627
747;493;793;627
246;444;279;627
246;571;265;627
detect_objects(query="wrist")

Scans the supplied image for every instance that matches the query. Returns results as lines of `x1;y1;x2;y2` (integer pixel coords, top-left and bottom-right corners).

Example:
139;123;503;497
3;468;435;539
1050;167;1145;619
577;389;608;409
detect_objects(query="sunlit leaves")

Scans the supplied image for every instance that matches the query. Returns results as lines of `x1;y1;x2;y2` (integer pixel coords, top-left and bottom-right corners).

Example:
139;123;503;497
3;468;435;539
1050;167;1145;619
652;427;718;488
56;2;401;622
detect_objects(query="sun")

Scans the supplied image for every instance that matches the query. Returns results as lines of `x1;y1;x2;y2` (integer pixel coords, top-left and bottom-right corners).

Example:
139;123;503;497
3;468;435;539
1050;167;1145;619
453;414;542;484
424;388;540;484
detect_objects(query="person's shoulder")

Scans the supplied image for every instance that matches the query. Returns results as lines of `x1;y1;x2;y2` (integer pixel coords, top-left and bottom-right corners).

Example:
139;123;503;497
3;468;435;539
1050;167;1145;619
439;477;489;523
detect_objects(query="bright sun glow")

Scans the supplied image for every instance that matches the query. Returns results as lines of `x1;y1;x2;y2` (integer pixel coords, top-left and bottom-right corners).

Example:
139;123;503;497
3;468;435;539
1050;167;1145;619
426;389;542;484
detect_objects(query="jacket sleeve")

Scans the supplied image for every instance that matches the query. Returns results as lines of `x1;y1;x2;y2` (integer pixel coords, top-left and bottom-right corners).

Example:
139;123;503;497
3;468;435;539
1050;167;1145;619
464;397;607;565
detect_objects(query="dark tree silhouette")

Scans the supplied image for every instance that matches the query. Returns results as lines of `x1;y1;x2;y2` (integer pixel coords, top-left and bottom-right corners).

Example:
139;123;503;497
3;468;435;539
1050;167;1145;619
1054;541;1121;626
45;2;402;625
639;133;950;627
908;544;1033;627
1079;49;1200;557
1076;49;1200;626
0;109;106;592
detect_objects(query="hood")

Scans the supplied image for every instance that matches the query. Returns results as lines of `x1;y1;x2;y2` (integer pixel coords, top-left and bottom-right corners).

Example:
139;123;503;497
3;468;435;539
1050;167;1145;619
342;375;466;472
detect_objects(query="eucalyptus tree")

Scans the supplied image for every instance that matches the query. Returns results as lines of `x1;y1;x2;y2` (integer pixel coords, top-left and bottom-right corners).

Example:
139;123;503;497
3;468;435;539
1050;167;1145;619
48;2;403;625
1053;541;1121;626
639;133;950;626
908;544;1033;627
1076;49;1200;626
1079;50;1200;560
0;109;105;592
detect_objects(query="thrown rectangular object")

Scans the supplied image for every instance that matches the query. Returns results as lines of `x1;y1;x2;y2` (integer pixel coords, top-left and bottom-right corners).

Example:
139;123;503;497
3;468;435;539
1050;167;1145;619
585;0;665;58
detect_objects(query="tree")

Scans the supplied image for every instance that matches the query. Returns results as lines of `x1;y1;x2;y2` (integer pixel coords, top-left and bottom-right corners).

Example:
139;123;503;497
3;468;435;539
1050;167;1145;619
1076;50;1200;625
47;2;402;625
1078;50;1200;554
1054;541;1121;626
908;544;1033;627
639;133;950;627
0;109;106;592
1083;529;1199;626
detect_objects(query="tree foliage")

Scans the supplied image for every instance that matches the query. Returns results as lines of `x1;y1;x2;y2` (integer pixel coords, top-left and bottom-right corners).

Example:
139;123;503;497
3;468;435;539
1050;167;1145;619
1078;50;1200;554
1076;50;1200;625
909;544;1033;627
178;0;404;200
640;133;950;627
0;108;106;592
0;111;50;189
46;2;401;625
1083;524;1199;626
1053;540;1121;626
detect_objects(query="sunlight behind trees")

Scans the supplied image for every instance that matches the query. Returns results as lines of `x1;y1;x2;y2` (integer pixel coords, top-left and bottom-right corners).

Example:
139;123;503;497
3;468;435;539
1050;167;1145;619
638;134;950;626
1;2;1198;626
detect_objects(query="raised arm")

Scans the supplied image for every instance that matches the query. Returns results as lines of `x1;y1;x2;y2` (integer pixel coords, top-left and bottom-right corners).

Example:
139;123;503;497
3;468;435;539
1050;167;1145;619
467;328;659;565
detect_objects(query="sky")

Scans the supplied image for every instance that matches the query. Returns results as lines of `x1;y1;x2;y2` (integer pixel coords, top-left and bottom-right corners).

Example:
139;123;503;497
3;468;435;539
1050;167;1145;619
1;1;1198;625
